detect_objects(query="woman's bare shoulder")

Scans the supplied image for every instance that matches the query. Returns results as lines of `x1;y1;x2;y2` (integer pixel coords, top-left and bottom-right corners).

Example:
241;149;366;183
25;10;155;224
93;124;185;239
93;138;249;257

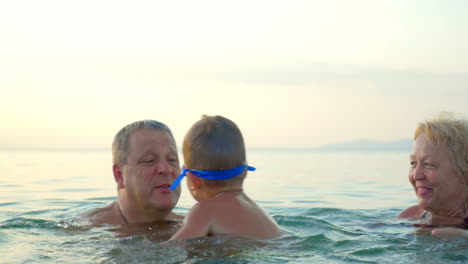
397;205;424;219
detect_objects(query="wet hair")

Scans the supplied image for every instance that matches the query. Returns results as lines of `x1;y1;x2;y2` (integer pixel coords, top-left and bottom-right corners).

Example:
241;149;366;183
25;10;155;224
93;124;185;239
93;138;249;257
414;112;468;181
183;115;247;187
112;120;175;165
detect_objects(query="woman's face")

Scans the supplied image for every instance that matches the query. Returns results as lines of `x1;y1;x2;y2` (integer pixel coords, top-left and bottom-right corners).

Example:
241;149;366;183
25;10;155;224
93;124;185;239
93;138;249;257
409;133;466;213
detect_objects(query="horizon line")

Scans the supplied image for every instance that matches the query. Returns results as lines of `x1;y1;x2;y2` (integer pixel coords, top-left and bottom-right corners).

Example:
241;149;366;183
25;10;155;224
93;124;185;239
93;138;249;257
0;138;413;152
0;147;411;153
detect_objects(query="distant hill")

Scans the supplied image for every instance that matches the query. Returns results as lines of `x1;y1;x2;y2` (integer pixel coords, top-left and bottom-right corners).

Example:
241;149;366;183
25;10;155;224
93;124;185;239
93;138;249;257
316;139;413;152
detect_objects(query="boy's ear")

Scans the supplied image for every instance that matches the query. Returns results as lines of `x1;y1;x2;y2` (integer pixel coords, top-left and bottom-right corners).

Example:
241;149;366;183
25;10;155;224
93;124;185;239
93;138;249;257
113;164;125;189
187;172;202;190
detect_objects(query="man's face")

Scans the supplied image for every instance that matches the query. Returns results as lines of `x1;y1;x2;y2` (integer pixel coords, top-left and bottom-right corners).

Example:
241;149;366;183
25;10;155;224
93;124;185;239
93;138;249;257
121;129;181;212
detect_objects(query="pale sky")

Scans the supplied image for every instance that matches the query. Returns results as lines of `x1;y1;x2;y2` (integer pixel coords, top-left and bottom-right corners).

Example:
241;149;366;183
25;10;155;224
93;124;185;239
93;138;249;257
1;0;467;149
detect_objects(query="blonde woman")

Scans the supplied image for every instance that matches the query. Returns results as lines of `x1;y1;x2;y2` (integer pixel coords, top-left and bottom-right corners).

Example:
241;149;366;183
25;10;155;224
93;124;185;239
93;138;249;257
398;113;468;237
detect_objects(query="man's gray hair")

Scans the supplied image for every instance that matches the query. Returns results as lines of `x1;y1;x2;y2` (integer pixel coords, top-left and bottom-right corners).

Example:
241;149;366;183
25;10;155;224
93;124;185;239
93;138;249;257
112;120;175;165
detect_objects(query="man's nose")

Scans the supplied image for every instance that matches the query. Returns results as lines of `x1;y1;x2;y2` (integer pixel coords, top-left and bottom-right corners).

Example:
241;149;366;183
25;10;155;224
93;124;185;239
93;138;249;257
155;160;172;175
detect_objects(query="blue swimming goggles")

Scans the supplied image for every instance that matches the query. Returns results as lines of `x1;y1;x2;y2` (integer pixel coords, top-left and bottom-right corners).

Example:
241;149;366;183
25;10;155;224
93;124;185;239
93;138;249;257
169;164;256;190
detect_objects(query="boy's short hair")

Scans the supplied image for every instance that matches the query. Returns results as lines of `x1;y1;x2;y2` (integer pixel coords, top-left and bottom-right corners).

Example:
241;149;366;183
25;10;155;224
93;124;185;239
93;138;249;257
183;115;247;187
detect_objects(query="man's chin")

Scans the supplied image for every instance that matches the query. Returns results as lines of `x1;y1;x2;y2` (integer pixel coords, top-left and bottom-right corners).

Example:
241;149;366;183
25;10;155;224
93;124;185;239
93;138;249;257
151;200;177;211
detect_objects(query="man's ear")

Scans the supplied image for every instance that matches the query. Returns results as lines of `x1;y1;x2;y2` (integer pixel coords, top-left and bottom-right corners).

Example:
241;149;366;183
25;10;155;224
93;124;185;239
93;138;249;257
187;172;202;190
113;164;125;189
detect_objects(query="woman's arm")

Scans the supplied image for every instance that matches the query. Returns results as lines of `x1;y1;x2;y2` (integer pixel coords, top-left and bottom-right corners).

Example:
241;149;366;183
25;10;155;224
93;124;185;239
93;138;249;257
431;227;468;238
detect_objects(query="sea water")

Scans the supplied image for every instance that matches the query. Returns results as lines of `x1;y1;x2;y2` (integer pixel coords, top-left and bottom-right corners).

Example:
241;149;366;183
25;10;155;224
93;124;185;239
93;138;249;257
0;150;466;263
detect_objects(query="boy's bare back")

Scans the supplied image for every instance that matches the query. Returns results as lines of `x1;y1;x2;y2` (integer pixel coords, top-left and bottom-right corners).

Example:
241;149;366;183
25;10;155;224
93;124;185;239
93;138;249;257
171;191;281;240
170;115;282;240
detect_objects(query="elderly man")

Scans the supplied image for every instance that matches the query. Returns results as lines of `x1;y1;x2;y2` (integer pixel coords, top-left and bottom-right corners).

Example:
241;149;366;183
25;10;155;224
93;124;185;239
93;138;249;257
87;120;183;226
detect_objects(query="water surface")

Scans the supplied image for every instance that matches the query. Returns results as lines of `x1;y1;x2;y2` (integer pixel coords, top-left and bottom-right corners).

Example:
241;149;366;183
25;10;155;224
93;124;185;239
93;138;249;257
0;150;466;263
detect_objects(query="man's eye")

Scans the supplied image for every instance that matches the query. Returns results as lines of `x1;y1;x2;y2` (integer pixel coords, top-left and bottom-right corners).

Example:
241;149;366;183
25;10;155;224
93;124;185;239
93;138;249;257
144;159;155;164
424;162;434;168
410;161;416;168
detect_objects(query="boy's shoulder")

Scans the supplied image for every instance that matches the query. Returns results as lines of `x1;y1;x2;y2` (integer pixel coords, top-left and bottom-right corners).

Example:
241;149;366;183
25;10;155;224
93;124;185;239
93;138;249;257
191;191;247;215
205;191;248;205
180;191;282;239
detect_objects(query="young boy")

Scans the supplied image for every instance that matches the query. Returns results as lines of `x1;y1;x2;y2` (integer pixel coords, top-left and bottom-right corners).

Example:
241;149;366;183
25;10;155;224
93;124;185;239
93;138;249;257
169;115;282;240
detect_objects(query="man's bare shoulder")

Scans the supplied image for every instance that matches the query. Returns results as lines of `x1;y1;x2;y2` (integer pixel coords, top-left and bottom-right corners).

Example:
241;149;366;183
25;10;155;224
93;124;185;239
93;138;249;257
84;202;120;226
397;205;424;219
